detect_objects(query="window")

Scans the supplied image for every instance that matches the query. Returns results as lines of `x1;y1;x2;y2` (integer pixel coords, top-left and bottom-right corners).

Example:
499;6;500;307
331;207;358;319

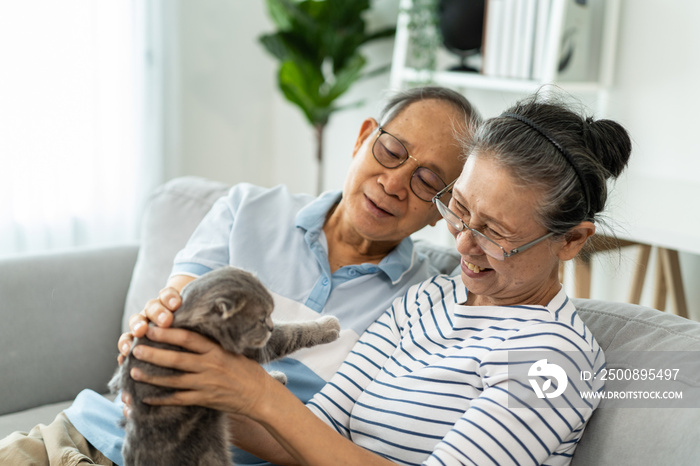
0;0;154;255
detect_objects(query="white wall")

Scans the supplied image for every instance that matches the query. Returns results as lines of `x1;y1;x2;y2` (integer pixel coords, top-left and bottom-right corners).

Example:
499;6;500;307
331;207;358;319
162;0;401;194
161;0;278;188
587;0;700;320
163;0;700;319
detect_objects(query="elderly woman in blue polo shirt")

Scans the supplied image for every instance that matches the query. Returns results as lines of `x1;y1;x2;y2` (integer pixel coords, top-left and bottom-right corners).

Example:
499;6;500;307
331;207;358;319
0;86;480;466
129;93;631;465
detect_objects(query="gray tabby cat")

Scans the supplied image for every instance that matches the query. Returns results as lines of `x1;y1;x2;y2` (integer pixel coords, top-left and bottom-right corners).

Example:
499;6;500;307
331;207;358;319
110;266;341;466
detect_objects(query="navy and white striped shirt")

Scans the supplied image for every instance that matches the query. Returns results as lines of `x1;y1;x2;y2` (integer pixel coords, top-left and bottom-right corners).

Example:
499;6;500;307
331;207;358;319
308;275;604;466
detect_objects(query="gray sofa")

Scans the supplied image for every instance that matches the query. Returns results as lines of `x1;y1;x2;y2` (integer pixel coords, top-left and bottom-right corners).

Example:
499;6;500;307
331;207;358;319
1;177;699;465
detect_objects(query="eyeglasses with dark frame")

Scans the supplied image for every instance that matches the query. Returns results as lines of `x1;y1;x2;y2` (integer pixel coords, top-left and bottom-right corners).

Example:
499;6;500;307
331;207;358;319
372;127;447;202
432;180;555;261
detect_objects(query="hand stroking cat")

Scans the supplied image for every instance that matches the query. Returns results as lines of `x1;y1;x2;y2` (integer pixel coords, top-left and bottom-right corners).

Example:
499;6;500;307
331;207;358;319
110;266;340;466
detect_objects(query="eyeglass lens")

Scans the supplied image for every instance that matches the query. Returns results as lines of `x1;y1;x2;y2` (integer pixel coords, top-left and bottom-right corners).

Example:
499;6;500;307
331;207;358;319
434;198;507;260
373;130;446;202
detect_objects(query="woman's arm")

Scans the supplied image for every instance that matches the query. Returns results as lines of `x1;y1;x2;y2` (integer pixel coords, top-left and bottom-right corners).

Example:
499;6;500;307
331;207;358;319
226;414;296;465
226;387;397;466
254;383;396;466
130;326;396;466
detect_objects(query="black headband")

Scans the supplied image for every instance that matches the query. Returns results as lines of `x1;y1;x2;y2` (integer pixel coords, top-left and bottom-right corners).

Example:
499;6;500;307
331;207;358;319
500;112;591;216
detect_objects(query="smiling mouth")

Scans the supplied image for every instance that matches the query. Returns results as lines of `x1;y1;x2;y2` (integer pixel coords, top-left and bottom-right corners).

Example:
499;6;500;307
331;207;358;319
367;195;394;216
464;259;492;274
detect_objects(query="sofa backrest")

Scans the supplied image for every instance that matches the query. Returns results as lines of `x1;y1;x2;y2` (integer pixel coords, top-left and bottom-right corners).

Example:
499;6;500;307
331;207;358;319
572;299;700;465
0;244;139;415
123;176;230;332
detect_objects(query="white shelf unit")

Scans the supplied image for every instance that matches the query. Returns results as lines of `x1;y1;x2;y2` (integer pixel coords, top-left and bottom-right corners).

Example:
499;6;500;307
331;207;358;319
390;0;621;116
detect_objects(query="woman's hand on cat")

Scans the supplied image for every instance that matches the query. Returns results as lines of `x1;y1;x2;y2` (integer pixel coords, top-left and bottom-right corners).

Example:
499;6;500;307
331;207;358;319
128;325;272;417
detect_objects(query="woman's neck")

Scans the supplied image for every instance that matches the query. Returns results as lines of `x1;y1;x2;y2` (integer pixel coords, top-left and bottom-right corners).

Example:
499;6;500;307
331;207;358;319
466;278;562;308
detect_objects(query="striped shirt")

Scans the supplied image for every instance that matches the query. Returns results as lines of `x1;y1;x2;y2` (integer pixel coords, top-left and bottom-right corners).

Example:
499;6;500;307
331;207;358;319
308;275;605;466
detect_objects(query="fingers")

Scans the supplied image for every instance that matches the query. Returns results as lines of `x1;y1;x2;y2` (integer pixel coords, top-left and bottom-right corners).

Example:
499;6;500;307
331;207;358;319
129;286;183;336
117;332;134;358
121;391;133;418
146;326;217;354
131;366;198;390
128;353;249;411
140;390;198;407
128;313;149;338
129;327;218;373
143;293;175;328
145;286;182;328
126;332;270;415
130;344;197;373
159;286;183;312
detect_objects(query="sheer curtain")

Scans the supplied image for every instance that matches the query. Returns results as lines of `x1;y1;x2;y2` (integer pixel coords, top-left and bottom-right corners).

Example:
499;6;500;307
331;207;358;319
0;1;156;256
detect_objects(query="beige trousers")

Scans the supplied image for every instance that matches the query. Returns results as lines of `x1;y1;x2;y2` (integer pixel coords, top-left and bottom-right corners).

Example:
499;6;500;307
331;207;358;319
0;412;115;466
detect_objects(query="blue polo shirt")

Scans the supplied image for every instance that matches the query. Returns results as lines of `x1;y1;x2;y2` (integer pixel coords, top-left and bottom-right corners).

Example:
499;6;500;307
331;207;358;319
65;183;440;466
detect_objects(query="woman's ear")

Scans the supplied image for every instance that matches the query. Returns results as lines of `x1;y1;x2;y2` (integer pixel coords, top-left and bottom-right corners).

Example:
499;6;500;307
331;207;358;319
557;221;596;261
351;118;379;158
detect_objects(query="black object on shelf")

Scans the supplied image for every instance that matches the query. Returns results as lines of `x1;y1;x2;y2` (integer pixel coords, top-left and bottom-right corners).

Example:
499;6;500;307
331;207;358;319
438;0;485;72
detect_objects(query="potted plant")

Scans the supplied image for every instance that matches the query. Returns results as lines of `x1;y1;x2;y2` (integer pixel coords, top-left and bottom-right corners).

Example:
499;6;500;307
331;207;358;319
259;0;395;193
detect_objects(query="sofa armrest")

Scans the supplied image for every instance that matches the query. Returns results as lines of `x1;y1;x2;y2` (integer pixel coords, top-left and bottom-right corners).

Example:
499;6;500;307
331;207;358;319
0;244;139;416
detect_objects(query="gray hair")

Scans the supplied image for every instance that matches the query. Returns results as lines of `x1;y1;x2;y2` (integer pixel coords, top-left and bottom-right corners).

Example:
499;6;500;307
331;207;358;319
465;92;631;236
379;86;482;140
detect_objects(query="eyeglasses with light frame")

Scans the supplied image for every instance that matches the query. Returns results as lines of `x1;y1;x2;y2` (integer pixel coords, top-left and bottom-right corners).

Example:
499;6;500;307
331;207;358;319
432;180;554;261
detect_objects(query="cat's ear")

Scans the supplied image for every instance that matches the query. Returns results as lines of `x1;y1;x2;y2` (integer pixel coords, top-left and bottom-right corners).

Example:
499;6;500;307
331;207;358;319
215;297;247;320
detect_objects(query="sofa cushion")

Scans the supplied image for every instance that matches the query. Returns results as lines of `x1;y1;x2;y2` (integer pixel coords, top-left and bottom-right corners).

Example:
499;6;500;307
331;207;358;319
572;299;700;465
122;177;229;331
574;298;700;352
0;245;138;419
0;401;74;438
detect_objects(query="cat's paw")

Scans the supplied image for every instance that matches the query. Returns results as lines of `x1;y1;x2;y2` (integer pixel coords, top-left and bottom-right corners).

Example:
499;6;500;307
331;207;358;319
317;316;341;343
269;370;288;385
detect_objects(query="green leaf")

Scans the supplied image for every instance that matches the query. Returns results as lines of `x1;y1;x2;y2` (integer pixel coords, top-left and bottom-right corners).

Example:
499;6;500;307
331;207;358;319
325;54;366;103
264;0;292;29
260;0;395;130
259;33;289;62
278;60;331;126
275;0;318;34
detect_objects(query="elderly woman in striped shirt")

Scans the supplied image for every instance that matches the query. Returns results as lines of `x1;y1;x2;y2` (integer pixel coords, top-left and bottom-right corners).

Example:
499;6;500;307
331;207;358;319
132;93;631;466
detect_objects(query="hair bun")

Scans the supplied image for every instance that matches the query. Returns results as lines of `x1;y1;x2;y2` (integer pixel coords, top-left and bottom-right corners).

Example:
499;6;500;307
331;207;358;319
584;118;631;179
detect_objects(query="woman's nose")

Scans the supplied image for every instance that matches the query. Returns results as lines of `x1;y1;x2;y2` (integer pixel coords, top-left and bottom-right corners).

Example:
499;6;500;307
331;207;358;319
454;228;483;256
